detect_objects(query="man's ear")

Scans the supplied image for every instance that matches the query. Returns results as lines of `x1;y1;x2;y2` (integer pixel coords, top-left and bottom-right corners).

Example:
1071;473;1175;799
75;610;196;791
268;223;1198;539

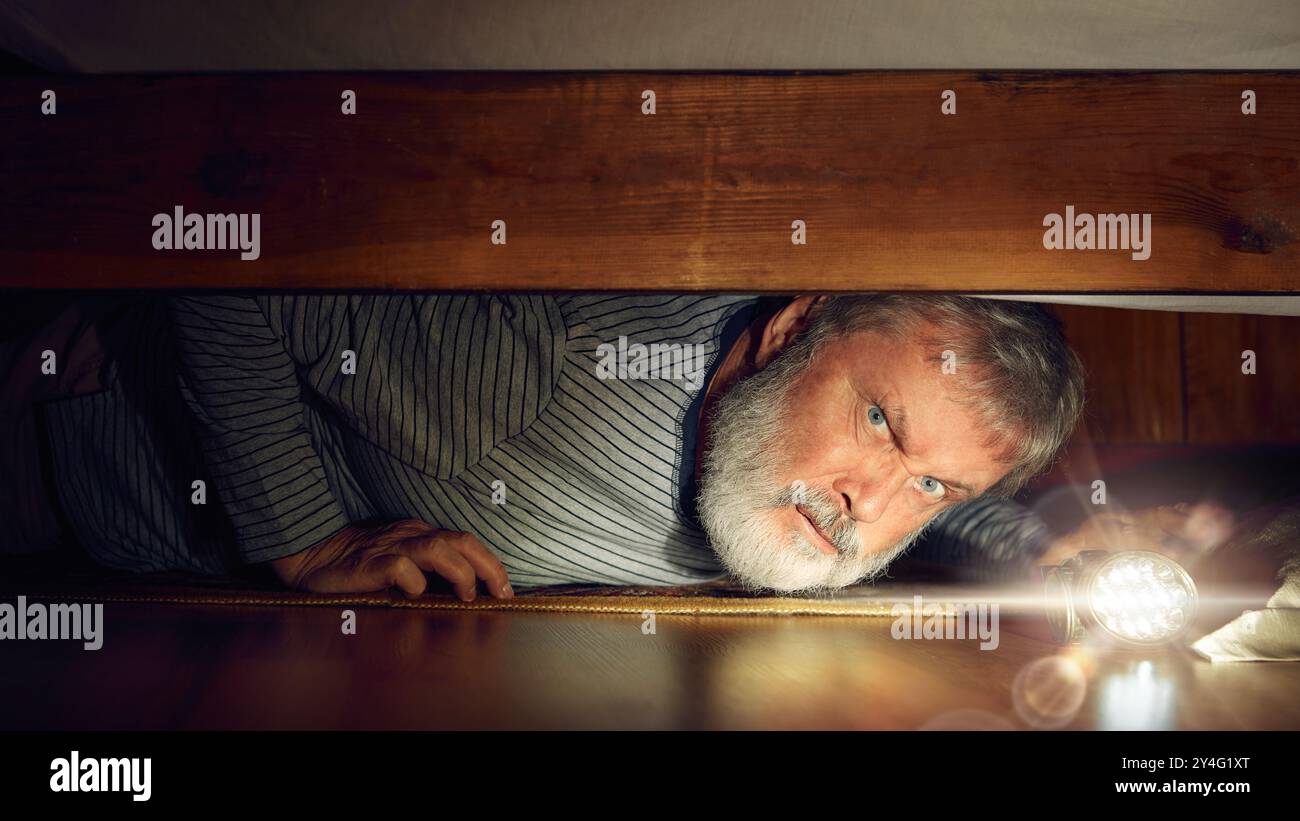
754;295;830;369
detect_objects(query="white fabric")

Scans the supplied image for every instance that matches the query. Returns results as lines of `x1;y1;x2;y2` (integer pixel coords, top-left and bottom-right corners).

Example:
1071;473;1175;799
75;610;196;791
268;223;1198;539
0;0;1297;72
1192;609;1300;662
966;294;1300;317
1190;506;1300;662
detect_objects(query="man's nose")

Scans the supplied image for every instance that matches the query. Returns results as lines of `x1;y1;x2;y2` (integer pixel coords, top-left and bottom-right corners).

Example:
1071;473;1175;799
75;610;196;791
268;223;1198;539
832;459;911;524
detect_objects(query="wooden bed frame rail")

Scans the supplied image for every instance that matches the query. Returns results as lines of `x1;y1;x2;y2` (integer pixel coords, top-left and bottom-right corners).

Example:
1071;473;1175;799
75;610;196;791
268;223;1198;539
1;71;1297;291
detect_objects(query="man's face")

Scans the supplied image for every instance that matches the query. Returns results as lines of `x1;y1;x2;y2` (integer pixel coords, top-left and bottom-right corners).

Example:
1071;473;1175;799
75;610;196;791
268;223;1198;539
698;316;1012;593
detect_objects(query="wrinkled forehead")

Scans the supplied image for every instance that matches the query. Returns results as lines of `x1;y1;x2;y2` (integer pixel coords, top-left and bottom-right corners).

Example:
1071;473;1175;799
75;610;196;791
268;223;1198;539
813;326;1016;490
814;320;963;377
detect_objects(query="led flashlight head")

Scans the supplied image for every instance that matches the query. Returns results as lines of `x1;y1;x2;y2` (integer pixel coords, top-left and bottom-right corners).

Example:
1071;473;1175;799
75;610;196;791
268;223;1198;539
1042;550;1198;647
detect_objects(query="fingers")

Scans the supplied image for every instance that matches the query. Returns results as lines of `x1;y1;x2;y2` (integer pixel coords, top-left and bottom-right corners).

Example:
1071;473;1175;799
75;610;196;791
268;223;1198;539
1053;502;1237;567
450;534;513;599
291;520;513;602
1182;503;1235;546
1150;505;1187;535
1055;511;1167;559
1152;502;1236;553
1078;512;1137;551
308;553;428;598
1093;510;1186;558
428;547;479;602
397;531;505;602
372;554;430;598
1112;528;1187;561
373;519;440;542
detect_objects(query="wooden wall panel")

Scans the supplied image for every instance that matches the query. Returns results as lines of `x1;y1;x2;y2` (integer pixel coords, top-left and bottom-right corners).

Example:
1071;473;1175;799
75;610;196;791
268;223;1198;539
1042;307;1300;448
1050;305;1184;444
1184;313;1300;443
0;72;1297;290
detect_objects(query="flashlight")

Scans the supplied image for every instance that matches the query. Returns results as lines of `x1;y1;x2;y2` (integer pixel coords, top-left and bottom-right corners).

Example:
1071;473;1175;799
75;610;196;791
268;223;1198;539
1042;550;1198;647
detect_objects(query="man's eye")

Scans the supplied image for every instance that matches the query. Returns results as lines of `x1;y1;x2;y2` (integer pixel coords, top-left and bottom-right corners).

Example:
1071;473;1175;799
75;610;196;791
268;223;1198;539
866;404;889;431
917;476;947;500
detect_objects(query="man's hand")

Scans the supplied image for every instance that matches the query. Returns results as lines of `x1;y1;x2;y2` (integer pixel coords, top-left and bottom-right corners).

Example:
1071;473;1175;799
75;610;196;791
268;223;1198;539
269;520;513;601
1039;501;1236;568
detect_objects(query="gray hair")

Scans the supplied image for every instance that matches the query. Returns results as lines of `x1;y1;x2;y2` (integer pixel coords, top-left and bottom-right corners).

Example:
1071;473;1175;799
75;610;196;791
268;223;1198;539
776;294;1086;499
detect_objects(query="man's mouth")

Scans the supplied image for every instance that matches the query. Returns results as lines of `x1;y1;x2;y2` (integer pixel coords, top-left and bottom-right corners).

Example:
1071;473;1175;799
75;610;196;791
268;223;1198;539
796;505;840;556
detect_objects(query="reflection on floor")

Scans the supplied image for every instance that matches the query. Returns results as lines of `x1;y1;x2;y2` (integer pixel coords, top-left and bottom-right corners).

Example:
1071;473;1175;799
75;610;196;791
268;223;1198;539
2;599;1298;730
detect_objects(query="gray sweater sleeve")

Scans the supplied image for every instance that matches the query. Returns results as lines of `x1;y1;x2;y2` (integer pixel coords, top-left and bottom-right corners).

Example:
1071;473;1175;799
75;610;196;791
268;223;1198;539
907;495;1054;582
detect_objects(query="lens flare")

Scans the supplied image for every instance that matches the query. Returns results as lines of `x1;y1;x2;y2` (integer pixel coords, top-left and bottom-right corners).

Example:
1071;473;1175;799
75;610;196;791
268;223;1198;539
1011;655;1087;728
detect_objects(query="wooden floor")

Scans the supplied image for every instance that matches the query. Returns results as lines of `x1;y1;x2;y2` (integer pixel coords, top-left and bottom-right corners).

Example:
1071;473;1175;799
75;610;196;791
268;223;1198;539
2;601;1298;730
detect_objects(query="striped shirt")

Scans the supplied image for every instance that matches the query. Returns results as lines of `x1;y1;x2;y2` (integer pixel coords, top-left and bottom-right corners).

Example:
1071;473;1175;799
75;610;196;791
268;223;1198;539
40;294;1052;587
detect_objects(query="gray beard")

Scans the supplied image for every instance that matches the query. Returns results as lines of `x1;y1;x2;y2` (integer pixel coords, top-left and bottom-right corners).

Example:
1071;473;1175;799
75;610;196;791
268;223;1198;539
696;341;933;594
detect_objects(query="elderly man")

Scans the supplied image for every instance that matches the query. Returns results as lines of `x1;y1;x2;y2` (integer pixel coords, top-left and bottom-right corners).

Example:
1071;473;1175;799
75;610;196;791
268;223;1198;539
6;293;1099;598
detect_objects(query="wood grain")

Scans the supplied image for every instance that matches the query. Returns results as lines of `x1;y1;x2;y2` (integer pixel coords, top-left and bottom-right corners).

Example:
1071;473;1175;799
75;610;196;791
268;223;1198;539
1;72;1297;290
1184;312;1300;443
1052;304;1185;444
